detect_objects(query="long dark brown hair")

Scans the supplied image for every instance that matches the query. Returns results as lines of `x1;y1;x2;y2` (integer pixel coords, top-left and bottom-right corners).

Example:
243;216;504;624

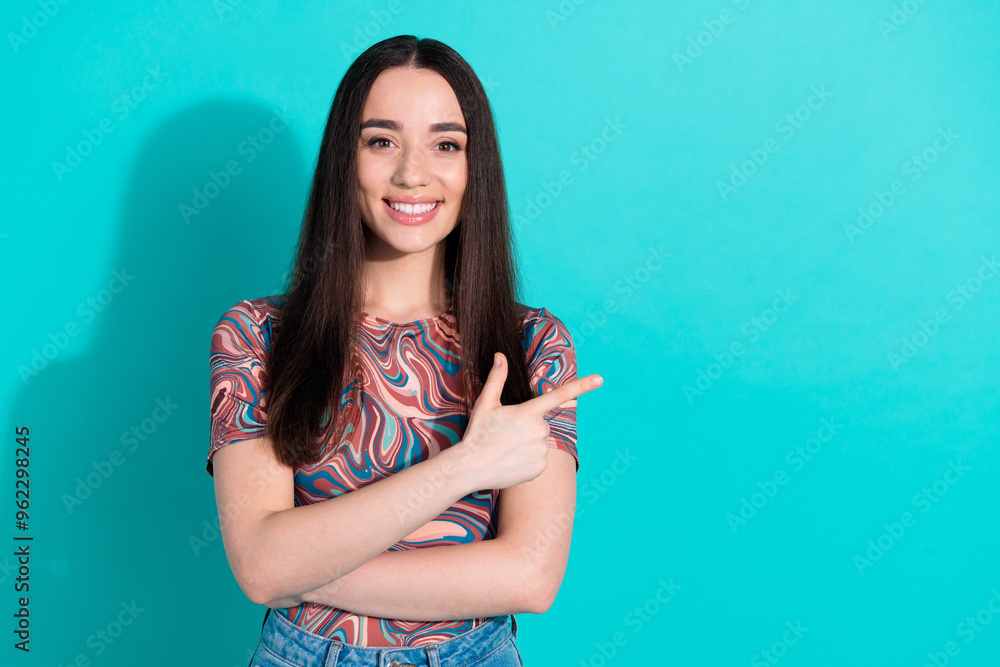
264;35;535;469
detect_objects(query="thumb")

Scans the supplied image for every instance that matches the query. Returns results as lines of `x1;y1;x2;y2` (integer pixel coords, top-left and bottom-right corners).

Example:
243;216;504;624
475;352;508;411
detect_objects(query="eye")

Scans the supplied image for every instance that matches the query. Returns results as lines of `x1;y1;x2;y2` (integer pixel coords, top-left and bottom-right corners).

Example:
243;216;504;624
365;135;394;148
363;136;462;152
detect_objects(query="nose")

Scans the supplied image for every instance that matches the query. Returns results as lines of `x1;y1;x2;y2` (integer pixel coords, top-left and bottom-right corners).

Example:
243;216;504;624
392;143;430;188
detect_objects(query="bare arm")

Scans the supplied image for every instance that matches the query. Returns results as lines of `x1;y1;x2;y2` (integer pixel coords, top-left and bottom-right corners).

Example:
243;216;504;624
212;435;476;605
220;351;597;610
264;448;578;618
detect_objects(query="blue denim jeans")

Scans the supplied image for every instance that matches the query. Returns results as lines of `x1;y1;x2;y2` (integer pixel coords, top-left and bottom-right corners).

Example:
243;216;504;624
249;609;525;667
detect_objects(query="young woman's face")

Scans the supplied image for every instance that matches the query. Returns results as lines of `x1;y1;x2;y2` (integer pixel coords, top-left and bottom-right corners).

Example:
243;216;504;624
357;66;468;258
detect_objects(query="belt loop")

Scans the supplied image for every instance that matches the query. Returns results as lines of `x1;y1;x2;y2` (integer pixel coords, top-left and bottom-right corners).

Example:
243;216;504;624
425;644;441;667
261;608;271;630
511;614;518;639
323;639;342;667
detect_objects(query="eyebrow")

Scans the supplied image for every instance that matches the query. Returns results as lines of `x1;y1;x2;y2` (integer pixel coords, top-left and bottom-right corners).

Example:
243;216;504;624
360;119;467;134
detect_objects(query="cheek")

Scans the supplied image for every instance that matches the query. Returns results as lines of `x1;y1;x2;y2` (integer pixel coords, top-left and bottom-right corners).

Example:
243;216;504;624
357;155;389;190
440;165;468;195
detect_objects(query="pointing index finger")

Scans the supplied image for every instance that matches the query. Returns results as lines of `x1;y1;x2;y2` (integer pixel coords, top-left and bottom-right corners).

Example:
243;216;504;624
525;374;603;415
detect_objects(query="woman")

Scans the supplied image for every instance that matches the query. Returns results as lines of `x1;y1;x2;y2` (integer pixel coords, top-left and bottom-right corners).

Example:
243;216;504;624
206;35;603;666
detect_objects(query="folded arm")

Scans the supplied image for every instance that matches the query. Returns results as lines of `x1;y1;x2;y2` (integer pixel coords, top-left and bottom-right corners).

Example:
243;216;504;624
265;448;578;620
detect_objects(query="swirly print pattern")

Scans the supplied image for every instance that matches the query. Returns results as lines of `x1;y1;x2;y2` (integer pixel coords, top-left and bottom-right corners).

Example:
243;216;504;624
206;295;578;646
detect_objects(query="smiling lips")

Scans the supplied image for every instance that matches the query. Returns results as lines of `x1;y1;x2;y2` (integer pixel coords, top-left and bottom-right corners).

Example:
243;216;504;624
382;198;442;225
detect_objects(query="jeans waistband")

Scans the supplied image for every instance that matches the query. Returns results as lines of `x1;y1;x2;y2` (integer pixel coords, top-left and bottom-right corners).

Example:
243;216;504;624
258;609;517;667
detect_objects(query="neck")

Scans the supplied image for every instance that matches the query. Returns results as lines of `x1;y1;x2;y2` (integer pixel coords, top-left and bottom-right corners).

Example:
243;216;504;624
361;241;451;320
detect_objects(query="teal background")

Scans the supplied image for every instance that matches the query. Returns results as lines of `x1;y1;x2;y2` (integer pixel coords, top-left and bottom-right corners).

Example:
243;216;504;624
2;0;999;665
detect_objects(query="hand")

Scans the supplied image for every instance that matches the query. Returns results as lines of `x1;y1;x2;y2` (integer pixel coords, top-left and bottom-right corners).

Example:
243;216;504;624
450;352;603;491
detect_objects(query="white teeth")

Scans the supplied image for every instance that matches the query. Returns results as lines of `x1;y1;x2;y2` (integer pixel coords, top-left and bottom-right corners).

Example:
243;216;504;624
388;201;438;214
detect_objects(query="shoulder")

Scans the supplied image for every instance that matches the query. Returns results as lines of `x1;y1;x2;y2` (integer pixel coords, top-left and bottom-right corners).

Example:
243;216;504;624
211;294;287;355
516;302;575;357
216;294;286;326
517;302;571;334
216;294;286;323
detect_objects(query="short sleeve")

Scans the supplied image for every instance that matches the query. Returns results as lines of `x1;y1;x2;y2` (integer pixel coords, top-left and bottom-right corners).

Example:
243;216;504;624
523;308;579;473
206;300;270;476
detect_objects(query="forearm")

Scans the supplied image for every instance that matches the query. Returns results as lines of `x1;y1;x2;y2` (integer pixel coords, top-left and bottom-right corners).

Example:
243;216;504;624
266;537;540;620
246;446;475;605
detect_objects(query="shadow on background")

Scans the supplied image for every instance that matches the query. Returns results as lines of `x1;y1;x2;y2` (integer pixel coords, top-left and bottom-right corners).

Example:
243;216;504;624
6;99;308;664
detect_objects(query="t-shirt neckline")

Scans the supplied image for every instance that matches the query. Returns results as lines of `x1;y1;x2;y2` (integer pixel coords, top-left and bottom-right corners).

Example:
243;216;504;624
360;304;455;329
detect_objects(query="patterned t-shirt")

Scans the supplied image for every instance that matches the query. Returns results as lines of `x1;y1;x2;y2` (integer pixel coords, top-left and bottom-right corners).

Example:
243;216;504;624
206;295;578;647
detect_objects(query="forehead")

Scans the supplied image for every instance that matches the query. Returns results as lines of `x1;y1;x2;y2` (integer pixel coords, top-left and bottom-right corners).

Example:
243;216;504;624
362;67;464;127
